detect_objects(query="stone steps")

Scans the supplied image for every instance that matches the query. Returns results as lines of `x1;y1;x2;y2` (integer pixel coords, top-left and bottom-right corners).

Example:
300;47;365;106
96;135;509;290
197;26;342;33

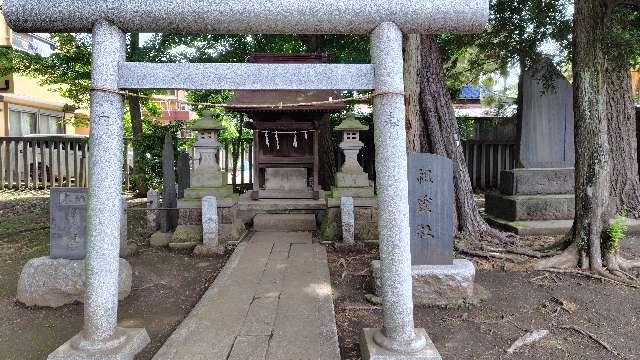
253;213;317;232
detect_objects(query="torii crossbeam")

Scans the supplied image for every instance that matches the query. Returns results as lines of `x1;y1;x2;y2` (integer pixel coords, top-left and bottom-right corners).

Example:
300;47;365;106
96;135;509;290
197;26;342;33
2;1;488;359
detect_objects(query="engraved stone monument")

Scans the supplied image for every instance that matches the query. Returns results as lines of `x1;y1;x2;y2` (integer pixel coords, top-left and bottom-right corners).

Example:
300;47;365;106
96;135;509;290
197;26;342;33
407;153;454;265
373;153;475;306
50;188;127;259
486;60;576;235
17;187;132;308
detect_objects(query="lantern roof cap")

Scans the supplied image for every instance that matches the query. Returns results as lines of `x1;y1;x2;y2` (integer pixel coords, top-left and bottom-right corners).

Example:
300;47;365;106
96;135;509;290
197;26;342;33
335;113;369;131
193;111;224;130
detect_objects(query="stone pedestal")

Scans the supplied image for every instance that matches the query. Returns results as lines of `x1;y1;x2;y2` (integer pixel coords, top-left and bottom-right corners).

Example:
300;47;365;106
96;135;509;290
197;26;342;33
321;198;379;243
485;168;575;235
48;326;150;360
360;328;442;360
371;259;475;306
172;197;246;248
17;257;132;308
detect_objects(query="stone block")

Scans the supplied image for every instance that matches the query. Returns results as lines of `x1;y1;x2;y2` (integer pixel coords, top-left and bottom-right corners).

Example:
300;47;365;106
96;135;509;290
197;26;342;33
331;186;376;199
360;328;442;360
48;326;150;360
371;259;475;306
320;208;341;242
336;171;370;188
150;231;173;247
172;225;203;244
499;168;574;195
253;214;317;232
219;207;236;224
356;222;378;241
341;197;355;245
183;186;235;200
17;257;132;307
219;222;246;243
178;208;202;225
265;168;308;191
485;193;575;221
49;188;127;260
355;207;373;223
190;167;225;188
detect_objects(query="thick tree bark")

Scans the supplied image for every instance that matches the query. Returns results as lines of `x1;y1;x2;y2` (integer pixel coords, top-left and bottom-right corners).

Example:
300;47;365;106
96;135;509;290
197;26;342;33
318;116;336;190
127;33;146;195
417;35;509;244
572;0;611;272
606;61;640;218
404;34;425;153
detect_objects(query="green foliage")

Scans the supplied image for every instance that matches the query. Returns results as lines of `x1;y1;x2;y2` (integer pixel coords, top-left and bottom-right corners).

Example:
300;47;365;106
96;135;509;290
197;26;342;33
457;117;476;141
605;213;629;254
124;109;191;191
0;34;92;105
607;5;640;69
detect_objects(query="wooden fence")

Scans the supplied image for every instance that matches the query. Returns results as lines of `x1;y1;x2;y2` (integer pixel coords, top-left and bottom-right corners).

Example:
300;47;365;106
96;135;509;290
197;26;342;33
0;136;88;190
1;136;514;192
462;141;517;191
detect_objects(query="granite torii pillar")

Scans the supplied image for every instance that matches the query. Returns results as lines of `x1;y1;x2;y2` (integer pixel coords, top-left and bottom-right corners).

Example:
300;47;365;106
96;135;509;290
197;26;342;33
2;1;488;358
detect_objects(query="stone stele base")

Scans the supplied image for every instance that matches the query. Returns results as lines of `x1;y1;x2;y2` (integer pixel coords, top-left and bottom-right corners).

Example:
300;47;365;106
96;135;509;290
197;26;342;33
48;326;150;360
360;328;442;360
17;257;132;307
371;259;475;306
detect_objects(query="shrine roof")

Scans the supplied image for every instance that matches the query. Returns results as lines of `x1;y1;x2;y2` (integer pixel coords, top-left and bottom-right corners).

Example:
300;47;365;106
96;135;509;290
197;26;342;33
226;90;346;112
226;53;347;113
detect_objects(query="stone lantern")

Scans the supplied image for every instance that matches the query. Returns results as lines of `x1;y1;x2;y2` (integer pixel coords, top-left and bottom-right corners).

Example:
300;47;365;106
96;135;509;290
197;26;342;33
191;110;225;188
335;113;370;188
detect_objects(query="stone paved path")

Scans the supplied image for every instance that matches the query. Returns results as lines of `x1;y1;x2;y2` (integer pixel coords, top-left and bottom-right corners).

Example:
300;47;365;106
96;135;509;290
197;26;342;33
152;231;340;360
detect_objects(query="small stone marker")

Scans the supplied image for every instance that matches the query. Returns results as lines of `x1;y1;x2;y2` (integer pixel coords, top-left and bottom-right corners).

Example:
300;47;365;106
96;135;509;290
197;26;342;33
50;188;126;260
177;152;191;199
161;133;178;232
202;196;219;247
341;196;355;245
147;190;160;231
193;196;225;256
407;153;454;266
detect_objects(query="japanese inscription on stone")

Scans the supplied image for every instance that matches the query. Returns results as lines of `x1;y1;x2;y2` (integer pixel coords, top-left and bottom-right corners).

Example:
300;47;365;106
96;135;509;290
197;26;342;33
408;153;454;265
50;188;127;260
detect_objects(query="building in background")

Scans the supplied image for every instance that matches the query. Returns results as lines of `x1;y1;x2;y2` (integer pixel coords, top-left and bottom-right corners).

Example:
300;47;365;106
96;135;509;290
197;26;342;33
150;90;196;124
0;11;89;137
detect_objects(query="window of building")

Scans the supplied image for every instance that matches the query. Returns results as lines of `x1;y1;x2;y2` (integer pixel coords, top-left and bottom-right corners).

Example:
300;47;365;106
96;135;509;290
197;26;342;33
8;107;65;136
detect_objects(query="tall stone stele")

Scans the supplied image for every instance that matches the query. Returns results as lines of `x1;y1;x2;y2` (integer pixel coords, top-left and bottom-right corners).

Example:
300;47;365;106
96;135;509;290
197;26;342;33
172;111;245;249
485;61;576;235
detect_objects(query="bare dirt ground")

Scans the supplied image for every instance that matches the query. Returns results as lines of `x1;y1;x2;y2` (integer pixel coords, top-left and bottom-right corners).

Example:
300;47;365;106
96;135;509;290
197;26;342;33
328;236;640;360
0;191;229;360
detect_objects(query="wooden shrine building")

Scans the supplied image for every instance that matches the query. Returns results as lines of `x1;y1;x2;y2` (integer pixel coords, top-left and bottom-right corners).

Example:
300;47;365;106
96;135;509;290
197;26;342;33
227;54;345;200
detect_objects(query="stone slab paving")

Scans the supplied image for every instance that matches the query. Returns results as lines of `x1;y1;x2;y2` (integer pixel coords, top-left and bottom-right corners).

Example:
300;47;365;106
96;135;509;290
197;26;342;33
152;231;339;360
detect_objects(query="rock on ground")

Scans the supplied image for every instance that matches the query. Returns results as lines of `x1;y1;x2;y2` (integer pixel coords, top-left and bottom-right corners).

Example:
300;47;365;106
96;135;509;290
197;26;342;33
17;256;132;307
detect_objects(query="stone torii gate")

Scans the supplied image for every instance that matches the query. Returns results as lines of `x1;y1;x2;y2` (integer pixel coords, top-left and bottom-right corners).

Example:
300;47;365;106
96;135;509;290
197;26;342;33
3;1;487;359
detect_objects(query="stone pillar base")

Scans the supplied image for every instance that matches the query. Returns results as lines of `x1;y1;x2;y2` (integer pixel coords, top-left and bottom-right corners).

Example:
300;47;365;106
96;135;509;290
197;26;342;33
17;257;132;308
360;328;441;360
371;259;475;306
48;326;150;360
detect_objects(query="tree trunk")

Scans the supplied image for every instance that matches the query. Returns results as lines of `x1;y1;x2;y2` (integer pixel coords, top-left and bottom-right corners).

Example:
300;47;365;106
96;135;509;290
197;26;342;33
318;115;336;190
127;33;146;195
572;0;611;272
404;34;424;153
417;35;509;244
606;61;640;218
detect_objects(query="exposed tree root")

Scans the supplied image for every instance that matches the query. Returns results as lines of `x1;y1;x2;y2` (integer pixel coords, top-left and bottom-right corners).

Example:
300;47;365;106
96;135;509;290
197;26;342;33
538;268;640;288
484;246;556;259
533;245;580;270
557;325;621;358
456;245;525;263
